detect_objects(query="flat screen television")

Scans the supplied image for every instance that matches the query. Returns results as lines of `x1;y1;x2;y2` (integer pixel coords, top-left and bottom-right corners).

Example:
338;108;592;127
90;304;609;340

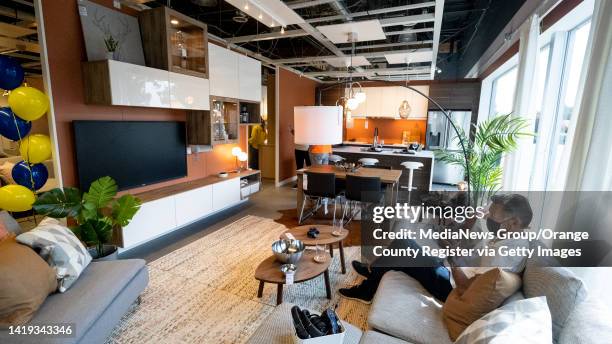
73;121;187;191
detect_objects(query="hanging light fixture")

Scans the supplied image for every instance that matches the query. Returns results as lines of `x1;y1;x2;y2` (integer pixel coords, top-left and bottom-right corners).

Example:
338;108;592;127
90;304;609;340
398;56;412;119
337;32;366;112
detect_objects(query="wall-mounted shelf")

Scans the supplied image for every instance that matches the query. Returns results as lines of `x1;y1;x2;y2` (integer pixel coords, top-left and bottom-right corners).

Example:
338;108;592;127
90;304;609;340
139;6;209;79
239;100;261;124
210;96;239;145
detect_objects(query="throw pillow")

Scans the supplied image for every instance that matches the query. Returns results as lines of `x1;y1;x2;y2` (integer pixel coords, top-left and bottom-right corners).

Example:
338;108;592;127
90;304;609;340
443;268;522;341
0;161;15;184
455;296;553;344
0;237;58;327
16;218;92;292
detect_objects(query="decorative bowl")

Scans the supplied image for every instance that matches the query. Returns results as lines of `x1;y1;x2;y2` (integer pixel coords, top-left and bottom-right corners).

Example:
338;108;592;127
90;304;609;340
272;239;305;264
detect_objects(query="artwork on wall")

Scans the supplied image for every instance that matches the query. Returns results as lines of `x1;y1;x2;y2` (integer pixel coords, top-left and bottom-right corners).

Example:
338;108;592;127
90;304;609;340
77;0;145;65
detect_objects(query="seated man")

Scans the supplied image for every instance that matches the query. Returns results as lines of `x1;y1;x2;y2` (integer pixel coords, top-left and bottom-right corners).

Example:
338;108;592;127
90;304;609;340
339;193;533;304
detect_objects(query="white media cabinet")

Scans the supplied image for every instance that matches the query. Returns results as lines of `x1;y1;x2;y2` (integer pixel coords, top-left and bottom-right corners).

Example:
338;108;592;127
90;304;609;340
119;170;260;251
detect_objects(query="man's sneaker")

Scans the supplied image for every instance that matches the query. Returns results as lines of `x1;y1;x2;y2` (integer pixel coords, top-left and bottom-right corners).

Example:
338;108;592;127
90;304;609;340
351;260;371;278
339;284;374;304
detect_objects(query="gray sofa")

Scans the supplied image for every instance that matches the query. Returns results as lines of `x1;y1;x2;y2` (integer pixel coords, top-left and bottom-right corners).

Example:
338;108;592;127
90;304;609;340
248;261;612;343
0;211;149;344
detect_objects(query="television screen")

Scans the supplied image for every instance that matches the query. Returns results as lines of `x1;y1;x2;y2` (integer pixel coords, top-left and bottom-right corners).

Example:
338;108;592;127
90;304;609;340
73;121;187;191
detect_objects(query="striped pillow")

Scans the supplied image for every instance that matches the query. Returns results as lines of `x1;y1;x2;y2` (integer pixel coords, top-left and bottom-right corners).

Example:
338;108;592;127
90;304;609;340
455;297;552;344
16;218;92;292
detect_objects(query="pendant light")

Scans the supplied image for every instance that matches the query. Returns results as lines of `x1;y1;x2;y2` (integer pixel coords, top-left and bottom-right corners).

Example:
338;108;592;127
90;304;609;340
338;32;366;112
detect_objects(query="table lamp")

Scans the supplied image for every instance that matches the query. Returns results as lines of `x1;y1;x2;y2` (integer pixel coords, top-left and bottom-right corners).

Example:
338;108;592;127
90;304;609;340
238;151;248;170
232;147;242;170
293;106;343;145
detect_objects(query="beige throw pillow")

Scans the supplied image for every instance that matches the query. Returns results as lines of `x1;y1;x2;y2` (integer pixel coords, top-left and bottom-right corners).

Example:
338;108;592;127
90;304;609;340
443;268;522;341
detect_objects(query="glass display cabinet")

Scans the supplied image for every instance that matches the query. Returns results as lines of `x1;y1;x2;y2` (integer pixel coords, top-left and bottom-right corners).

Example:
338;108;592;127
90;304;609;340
210;97;239;145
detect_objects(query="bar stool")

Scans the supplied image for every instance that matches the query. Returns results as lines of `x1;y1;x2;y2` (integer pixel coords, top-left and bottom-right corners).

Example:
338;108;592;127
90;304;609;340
400;161;423;204
359;158;379;166
343;175;383;224
299;172;342;224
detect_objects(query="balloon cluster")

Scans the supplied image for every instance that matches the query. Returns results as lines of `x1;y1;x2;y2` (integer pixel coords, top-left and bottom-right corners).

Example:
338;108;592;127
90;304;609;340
0;56;52;212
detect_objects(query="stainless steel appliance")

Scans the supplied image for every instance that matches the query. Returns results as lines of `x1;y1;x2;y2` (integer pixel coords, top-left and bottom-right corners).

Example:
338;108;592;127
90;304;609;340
426;111;472;185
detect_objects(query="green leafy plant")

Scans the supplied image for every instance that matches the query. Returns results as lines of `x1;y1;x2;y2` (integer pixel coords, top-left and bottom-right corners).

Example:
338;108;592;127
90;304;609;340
104;35;119;53
33;176;141;257
436;114;534;206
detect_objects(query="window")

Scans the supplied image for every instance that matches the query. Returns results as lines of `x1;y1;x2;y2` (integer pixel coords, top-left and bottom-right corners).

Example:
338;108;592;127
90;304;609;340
489;66;518;118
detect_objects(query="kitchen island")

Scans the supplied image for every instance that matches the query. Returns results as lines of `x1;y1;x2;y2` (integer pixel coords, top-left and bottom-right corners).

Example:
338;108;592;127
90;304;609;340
332;144;435;192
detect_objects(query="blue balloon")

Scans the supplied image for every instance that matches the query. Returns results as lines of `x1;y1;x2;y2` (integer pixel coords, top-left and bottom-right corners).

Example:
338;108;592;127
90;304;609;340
0;56;24;90
11;161;48;191
0;107;31;141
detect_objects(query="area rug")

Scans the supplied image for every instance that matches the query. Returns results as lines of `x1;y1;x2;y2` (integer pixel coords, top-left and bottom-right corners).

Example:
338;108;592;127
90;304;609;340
107;215;370;344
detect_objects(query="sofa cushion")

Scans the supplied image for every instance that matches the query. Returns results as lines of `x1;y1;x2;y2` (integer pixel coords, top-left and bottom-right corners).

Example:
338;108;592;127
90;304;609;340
17;218;92;292
455;296;552;344
558;300;612;344
523;264;587;341
0;237;58;327
27;259;145;342
359;331;412;344
443;268;522;341
368;271;452;344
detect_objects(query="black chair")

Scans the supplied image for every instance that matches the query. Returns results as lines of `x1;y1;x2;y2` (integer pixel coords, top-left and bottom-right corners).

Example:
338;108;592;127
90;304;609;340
343;175;384;224
363;165;393;170
299;172;342;224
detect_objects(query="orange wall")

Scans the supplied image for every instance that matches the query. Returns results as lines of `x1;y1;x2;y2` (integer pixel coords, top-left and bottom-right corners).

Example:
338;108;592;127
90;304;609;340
41;0;245;195
346;118;427;145
277;68;319;182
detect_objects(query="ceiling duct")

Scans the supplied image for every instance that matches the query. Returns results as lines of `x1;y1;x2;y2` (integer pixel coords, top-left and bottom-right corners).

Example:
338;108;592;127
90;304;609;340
190;0;218;6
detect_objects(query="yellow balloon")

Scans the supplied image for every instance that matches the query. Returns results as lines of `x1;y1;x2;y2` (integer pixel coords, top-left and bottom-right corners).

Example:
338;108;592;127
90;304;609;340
20;134;52;164
8;86;50;121
0;185;36;212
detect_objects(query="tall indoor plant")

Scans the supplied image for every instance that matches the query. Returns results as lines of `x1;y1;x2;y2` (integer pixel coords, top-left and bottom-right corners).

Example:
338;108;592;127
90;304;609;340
436;114;533;206
33;176;141;259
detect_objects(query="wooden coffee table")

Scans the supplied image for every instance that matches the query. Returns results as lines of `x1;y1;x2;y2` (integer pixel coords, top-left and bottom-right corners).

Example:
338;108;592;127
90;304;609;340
255;250;331;305
282;225;349;274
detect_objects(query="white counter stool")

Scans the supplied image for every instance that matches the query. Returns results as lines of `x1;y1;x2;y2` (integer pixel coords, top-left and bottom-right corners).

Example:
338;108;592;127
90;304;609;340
359;158;379;166
328;154;345;164
400;161;423;204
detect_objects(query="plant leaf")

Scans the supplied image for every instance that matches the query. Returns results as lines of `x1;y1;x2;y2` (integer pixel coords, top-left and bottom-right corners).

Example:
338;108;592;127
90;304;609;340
33;188;82;218
83;176;118;209
111;195;141;227
78;217;113;247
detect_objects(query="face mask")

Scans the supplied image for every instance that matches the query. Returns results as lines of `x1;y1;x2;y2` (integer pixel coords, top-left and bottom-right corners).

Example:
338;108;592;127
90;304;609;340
486;218;502;234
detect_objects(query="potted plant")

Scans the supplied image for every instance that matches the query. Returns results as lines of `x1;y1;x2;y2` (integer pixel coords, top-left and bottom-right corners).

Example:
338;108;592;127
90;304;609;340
436;114;533;206
104;35;119;60
33;176;141;260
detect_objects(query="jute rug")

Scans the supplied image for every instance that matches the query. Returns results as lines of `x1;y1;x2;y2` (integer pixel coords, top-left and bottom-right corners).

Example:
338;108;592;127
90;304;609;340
107;215;370;344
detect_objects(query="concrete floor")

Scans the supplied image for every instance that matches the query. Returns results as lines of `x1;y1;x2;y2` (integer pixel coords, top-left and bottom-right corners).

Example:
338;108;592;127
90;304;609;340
120;179;297;262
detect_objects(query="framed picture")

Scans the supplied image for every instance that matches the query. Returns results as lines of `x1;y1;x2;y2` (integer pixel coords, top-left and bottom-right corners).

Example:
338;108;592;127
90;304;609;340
77;0;145;65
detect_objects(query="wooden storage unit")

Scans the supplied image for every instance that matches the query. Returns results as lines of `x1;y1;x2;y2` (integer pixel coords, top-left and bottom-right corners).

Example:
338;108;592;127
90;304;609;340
210;96;239;145
139;6;209;78
239;100;261;124
186;110;212;145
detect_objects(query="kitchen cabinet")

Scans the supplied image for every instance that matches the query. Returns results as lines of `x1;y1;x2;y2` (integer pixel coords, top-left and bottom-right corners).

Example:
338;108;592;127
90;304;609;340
208;43;239;98
348;86;429;119
365;87;383;117
213;178;241;211
121;196;176;249
238;54;262;102
175;185;213;227
401;85;429;119
380;86;402;118
169;72;210;110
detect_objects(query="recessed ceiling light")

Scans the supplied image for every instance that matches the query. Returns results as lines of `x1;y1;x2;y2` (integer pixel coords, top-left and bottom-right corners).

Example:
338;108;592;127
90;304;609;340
170;19;179;25
244;1;249;10
225;0;304;28
258;13;263;19
281;26;285;34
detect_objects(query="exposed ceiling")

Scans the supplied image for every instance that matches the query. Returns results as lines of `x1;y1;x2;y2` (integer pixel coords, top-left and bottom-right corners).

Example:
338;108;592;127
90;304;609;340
0;0;40;76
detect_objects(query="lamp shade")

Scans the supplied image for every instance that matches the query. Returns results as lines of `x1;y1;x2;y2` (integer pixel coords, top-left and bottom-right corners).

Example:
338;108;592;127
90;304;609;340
231;147;242;156
294;106;343;145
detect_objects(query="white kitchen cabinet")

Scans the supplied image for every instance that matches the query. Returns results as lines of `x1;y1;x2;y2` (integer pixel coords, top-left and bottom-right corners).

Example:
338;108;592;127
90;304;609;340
380;86;403;118
169;72;210;110
175;185;213;227
365;87;383;117
121;196;176;249
238;54;262;102
208;43;239;98
402;85;429;119
212;177;241;211
107;60;171;108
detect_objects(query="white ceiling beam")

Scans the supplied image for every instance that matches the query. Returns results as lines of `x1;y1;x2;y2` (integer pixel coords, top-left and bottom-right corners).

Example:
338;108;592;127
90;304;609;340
339;40;433;52
430;0;445;79
272;48;433;64
384;27;435;36
304;67;431;78
379;13;435;27
226;29;308;43
287;0;337;10
306;2;436;24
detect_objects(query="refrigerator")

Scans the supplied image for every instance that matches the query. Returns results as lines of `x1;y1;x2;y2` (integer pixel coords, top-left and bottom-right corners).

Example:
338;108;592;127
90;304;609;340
426;111;472;185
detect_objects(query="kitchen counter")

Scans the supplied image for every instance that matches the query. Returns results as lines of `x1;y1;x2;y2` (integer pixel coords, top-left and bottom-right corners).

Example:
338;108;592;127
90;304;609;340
332;145;435;159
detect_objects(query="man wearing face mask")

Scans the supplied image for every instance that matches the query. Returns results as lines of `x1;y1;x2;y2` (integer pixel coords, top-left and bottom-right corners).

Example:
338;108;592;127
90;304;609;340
339;194;533;304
